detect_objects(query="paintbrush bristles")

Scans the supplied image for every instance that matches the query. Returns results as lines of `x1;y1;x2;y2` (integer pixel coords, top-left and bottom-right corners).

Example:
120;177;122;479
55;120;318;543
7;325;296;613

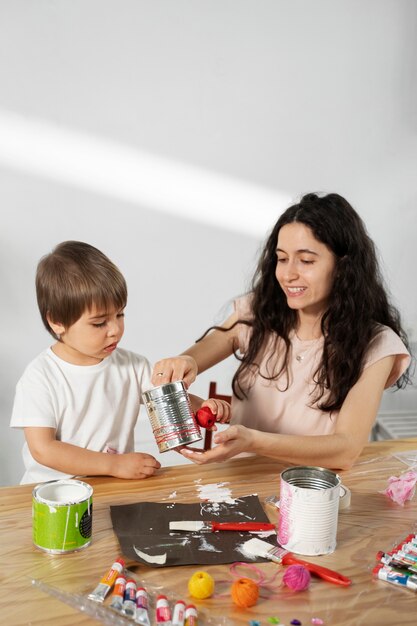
242;537;283;563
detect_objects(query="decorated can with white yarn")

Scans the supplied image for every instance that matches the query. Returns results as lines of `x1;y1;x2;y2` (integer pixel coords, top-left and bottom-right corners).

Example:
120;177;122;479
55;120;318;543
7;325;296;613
32;479;93;553
278;465;341;556
142;381;202;452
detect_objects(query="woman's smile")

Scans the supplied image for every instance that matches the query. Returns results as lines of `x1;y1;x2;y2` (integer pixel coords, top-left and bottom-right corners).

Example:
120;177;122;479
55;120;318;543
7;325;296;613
276;222;336;317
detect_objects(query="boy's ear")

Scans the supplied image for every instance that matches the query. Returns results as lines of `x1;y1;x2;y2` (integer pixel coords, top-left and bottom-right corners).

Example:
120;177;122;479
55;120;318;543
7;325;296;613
46;314;66;336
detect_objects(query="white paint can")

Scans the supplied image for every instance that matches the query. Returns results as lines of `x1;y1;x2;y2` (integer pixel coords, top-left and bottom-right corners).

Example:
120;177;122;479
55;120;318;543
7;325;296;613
32;479;93;553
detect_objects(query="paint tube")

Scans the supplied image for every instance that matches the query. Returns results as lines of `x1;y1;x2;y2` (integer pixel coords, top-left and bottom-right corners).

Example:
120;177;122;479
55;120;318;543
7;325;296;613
374;564;417;591
184;604;198;626
172;600;186;626
122;579;137;618
135;587;151;626
109;575;127;612
156;595;172;626
88;558;125;602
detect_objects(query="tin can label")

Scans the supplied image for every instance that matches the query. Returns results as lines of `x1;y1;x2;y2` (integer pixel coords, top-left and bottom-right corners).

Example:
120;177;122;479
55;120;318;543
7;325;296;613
32;479;93;553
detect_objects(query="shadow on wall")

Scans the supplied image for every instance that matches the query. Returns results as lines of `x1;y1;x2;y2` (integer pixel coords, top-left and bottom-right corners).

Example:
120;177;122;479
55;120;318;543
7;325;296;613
0;109;292;238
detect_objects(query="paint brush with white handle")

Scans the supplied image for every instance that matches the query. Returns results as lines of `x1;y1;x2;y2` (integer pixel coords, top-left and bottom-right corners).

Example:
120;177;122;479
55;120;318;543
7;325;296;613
242;537;351;586
169;521;276;532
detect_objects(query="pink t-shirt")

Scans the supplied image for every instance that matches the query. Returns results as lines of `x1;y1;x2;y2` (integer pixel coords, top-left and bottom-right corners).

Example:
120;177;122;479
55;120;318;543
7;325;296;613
231;296;411;436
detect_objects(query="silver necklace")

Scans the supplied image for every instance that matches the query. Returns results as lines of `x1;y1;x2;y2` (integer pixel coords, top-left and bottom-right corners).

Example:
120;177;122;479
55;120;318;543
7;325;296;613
294;334;320;362
295;349;314;362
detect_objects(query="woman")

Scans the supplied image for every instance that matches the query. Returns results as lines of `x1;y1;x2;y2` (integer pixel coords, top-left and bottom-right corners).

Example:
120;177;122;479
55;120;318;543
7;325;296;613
152;193;411;469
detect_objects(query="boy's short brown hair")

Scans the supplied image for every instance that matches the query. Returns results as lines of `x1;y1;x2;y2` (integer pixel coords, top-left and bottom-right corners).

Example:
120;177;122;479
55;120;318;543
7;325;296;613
36;241;127;339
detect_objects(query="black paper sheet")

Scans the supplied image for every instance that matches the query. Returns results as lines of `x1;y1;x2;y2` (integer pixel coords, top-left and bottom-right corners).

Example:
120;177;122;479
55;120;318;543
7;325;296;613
110;494;275;567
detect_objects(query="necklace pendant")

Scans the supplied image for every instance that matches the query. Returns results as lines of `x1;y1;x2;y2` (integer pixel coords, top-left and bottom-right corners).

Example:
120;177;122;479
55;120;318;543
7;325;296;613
296;354;303;362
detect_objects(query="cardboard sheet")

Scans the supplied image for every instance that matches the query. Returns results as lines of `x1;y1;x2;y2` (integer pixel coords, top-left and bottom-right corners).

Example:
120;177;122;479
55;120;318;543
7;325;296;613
110;494;275;567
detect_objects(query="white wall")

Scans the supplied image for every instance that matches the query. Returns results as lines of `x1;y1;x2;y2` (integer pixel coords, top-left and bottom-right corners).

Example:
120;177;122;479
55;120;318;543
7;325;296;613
1;1;416;485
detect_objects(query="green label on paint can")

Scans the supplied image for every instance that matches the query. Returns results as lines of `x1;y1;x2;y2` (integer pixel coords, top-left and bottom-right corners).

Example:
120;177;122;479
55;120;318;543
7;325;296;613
33;479;93;553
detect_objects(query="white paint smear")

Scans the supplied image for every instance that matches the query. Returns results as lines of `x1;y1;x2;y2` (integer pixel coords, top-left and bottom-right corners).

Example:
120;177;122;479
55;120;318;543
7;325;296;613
196;482;236;503
133;546;167;565
198;536;222;553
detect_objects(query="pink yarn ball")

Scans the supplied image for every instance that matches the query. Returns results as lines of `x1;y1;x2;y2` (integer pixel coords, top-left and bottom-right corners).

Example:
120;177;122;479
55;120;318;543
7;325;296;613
282;564;311;591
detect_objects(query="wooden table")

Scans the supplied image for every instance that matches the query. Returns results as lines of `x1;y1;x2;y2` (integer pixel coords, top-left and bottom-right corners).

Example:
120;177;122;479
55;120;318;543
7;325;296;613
1;438;417;626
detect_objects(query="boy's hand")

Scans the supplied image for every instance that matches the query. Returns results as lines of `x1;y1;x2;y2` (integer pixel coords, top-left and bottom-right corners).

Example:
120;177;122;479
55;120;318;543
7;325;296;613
201;398;231;425
24;427;162;479
151;355;198;388
111;452;161;479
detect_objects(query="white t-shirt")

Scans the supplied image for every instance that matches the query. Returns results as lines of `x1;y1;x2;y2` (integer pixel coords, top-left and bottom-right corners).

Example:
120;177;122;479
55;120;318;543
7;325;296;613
10;347;152;484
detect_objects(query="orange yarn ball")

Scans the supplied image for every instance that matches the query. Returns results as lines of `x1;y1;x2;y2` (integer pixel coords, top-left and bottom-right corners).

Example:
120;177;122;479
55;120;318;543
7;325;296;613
231;577;259;608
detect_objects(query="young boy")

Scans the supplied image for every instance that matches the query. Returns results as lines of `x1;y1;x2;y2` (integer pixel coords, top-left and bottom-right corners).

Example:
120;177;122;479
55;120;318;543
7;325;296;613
10;240;163;484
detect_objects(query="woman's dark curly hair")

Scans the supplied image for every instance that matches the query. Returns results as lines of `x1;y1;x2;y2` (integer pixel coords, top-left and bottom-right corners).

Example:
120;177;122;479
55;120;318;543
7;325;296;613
228;192;411;412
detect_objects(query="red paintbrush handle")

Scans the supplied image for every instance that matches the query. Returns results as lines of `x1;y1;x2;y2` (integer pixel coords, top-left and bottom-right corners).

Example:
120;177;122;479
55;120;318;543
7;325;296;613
211;522;276;531
281;553;351;586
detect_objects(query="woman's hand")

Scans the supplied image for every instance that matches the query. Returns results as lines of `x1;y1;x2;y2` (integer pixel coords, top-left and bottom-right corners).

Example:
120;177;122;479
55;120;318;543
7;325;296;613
180;424;253;464
151;355;198;388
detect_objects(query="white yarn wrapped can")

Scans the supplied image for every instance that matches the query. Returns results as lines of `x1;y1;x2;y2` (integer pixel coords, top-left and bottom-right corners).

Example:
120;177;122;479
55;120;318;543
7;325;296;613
278;466;341;556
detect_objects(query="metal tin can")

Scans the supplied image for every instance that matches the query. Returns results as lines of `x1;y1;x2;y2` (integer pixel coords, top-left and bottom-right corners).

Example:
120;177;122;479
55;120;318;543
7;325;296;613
142;381;202;453
278;465;341;556
32;479;93;553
